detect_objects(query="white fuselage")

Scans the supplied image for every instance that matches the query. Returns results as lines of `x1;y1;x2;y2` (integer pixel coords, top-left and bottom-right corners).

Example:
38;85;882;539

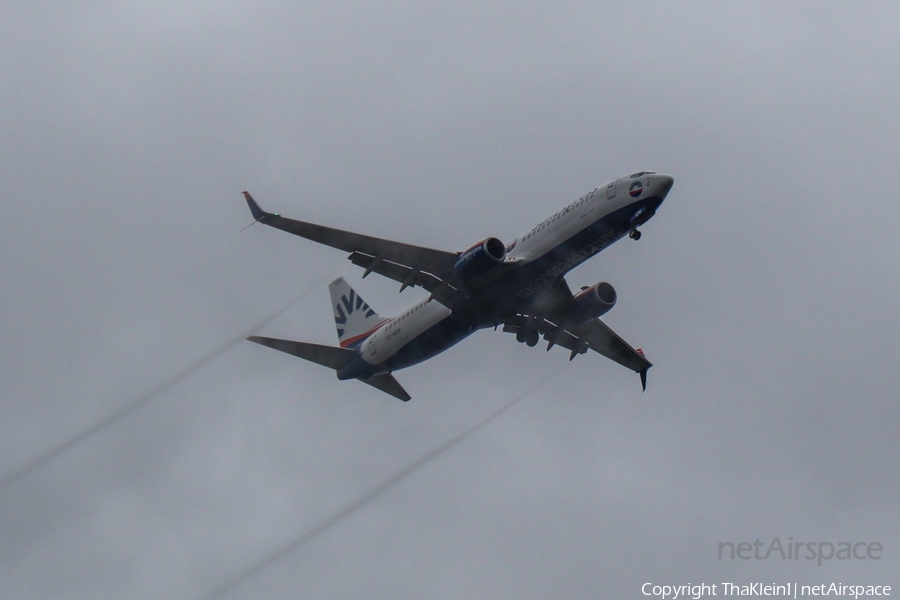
360;298;452;364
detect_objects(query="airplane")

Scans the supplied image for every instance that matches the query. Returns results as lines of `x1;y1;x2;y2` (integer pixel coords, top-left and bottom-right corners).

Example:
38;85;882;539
243;171;674;401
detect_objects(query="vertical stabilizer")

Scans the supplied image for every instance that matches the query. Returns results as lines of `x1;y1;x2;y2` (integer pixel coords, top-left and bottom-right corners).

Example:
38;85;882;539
328;278;386;348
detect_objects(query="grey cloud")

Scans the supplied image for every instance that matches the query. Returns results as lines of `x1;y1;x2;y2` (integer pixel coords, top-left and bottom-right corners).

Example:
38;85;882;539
1;1;897;598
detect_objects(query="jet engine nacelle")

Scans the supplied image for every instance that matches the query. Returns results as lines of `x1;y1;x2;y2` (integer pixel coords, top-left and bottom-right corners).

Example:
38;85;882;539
453;237;507;281
567;281;617;323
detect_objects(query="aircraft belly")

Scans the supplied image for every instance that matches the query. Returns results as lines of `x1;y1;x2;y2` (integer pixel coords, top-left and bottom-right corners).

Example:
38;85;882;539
492;197;664;308
381;313;475;371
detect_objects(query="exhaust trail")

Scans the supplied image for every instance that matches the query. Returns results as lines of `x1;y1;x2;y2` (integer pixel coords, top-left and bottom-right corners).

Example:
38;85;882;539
0;277;330;492
200;369;562;600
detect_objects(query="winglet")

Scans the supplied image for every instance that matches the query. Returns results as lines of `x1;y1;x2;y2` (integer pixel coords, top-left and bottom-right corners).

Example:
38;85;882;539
243;191;275;222
640;367;648;392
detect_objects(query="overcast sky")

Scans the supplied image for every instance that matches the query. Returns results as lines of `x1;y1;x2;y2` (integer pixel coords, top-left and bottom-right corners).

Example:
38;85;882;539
2;2;898;598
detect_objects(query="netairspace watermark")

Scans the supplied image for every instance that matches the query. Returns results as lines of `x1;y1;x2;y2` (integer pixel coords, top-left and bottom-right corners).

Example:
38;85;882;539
718;537;882;567
642;582;892;599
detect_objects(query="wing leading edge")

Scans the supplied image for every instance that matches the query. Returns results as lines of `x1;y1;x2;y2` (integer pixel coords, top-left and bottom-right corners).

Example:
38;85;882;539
243;192;458;283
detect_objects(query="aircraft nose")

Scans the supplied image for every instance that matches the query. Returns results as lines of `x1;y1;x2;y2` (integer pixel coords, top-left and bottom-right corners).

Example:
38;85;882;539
654;174;674;197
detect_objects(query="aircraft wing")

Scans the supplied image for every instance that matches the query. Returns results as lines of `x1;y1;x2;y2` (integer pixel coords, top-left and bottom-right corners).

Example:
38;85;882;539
503;315;652;390
243;192;460;291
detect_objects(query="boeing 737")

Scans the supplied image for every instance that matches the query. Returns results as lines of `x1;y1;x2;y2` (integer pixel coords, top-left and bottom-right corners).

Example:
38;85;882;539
243;171;673;401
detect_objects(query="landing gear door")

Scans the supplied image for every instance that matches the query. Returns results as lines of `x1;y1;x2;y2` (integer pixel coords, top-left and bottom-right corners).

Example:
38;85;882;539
606;179;617;199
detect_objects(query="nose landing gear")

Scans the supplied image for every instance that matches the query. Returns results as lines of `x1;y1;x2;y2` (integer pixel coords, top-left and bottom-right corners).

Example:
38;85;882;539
629;228;642;241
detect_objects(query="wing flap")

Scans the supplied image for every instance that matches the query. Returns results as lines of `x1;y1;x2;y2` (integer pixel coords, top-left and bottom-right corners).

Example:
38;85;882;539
348;251;461;307
580;319;649;369
502;314;652;389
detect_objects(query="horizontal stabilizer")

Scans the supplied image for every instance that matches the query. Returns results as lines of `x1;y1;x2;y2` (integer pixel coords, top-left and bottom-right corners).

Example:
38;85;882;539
247;336;354;370
359;373;411;401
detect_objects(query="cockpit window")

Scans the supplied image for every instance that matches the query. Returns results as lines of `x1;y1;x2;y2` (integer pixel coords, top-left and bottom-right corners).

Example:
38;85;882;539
629;171;656;178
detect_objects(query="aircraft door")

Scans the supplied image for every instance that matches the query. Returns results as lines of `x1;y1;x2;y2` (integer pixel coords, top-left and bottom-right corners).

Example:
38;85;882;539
362;335;378;362
606;179;617;199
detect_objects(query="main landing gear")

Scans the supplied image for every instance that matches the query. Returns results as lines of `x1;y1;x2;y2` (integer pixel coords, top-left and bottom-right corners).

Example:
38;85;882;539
516;329;540;347
629;228;642;241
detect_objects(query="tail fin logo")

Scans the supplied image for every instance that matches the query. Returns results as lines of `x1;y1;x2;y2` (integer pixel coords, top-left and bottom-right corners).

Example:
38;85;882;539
334;289;376;337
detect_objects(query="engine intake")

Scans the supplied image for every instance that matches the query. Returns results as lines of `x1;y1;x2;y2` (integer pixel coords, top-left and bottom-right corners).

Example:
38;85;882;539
453;237;506;281
567;282;616;323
